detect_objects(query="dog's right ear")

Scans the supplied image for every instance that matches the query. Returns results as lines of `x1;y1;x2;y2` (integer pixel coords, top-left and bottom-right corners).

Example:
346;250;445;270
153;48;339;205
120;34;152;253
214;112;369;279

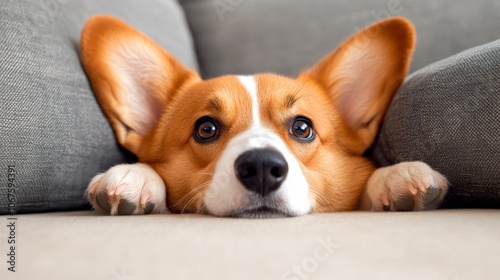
80;15;200;155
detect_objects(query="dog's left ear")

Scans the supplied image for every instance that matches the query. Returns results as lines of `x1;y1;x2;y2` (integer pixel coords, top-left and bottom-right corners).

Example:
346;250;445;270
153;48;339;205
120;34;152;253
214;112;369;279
302;17;415;155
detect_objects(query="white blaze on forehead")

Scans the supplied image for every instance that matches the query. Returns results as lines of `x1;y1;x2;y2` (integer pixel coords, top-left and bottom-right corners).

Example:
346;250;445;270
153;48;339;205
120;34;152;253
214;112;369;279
237;75;261;127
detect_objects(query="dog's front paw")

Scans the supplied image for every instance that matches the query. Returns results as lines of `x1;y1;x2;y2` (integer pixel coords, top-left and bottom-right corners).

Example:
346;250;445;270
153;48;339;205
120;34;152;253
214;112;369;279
86;163;168;215
367;162;448;211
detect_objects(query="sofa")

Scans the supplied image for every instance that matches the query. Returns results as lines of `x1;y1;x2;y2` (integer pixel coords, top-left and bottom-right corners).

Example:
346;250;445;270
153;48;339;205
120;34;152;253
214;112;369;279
1;0;499;279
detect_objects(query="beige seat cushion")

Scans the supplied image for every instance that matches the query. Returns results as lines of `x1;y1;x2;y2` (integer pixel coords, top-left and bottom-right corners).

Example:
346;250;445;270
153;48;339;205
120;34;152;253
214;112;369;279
0;210;499;279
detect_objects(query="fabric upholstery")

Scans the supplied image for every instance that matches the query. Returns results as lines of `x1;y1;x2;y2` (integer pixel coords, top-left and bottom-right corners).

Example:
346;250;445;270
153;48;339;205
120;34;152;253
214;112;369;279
180;0;500;78
0;0;197;214
0;210;499;279
373;40;500;208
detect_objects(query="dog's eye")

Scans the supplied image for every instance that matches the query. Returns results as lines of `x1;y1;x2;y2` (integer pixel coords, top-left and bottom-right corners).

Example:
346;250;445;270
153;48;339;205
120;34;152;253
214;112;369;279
194;117;218;143
290;117;315;142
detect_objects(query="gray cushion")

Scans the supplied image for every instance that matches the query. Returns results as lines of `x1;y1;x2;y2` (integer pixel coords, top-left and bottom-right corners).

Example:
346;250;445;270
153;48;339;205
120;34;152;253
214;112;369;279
0;0;198;214
372;40;500;208
180;0;500;78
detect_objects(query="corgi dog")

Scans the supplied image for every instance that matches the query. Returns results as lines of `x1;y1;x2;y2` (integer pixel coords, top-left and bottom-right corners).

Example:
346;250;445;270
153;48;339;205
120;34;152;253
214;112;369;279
81;15;448;218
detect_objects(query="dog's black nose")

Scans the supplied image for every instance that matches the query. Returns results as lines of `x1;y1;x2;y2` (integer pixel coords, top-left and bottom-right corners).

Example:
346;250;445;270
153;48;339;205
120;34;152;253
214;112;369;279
234;148;289;196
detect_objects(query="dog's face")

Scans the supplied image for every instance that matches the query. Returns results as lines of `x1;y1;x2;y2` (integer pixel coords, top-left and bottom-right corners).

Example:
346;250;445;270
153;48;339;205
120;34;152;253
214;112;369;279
81;16;415;217
148;74;372;217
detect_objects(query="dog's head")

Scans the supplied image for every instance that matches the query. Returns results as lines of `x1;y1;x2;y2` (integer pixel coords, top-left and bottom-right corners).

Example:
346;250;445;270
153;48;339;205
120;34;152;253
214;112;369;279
80;16;415;217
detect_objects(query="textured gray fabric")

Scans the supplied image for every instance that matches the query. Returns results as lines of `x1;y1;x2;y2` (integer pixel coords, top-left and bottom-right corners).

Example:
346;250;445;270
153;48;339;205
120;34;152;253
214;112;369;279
180;0;500;78
373;40;500;208
0;0;197;214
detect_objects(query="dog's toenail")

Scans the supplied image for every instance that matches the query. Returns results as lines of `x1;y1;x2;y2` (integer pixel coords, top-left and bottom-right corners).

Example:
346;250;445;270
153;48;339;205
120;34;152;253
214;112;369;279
144;202;155;214
423;187;441;210
117;199;137;215
96;192;111;211
393;195;415;211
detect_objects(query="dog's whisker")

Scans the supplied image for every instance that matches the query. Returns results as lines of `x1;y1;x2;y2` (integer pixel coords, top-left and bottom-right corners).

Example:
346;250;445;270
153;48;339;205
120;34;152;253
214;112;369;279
180;192;205;214
170;182;210;210
196;202;209;215
169;182;211;211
